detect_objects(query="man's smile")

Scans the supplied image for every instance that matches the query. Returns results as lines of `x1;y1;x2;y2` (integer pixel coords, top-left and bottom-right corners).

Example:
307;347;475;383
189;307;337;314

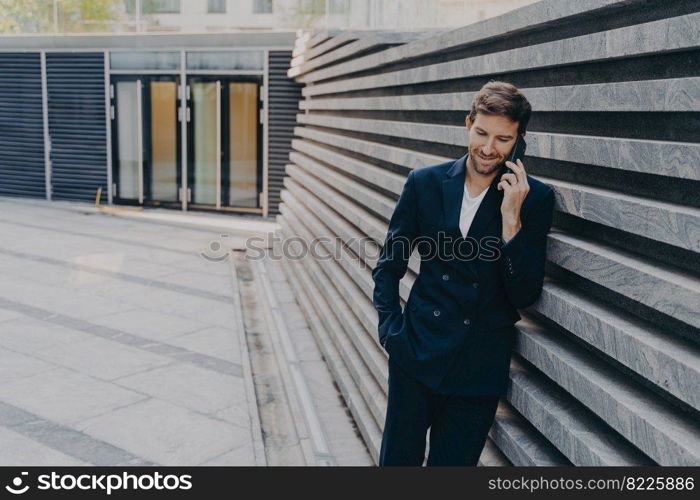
477;152;499;164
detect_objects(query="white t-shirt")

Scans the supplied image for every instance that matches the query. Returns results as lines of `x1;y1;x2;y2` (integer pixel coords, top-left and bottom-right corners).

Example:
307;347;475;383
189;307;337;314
459;184;488;239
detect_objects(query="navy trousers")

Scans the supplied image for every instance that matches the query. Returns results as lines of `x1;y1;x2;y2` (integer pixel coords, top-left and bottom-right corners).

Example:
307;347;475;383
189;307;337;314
379;357;500;466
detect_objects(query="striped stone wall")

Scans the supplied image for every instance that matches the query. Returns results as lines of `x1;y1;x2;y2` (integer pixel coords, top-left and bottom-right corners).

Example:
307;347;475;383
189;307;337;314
275;0;700;465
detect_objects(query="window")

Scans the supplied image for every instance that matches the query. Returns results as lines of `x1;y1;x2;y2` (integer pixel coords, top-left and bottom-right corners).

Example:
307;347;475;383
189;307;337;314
253;0;273;14
124;0;181;14
300;0;323;14
329;0;348;14
208;0;226;14
110;52;181;70
186;51;264;70
141;0;180;14
299;0;347;15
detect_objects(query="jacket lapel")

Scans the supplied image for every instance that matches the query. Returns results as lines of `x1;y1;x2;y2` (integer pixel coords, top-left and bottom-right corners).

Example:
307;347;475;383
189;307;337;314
442;153;503;240
441;155;466;235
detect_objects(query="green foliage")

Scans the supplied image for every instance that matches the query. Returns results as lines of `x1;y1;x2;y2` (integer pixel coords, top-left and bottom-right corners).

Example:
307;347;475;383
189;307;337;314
0;0;123;34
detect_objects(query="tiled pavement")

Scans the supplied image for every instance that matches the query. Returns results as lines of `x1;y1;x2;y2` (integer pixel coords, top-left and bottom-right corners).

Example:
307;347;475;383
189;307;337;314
0;197;371;466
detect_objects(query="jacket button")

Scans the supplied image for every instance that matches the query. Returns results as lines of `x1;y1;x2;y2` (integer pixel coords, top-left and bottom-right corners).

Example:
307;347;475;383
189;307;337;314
463;318;470;325
472;282;479;289
433;309;441;317
442;274;449;281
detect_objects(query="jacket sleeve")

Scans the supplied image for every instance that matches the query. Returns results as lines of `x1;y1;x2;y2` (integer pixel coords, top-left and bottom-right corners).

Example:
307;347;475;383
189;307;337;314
498;186;555;309
371;169;419;343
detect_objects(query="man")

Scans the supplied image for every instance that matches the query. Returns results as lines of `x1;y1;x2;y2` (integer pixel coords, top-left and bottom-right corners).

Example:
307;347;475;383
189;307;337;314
372;81;555;466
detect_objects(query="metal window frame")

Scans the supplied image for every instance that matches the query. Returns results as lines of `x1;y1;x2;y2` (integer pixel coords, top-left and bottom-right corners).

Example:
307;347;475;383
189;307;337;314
40;51;51;201
262;48;269;218
104;50;113;204
180;49;188;211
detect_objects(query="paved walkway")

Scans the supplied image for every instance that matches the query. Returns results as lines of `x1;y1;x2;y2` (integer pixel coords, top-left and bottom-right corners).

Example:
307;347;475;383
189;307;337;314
0;197;371;466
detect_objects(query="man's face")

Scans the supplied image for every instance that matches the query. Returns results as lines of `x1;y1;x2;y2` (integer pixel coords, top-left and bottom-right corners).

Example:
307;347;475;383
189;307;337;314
465;113;521;176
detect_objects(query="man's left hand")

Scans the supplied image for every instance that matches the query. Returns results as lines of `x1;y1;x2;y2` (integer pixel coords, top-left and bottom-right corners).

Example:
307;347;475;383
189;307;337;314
497;158;530;242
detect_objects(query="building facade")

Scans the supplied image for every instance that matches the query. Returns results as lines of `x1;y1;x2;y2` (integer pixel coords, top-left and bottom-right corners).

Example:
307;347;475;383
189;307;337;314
0;32;301;216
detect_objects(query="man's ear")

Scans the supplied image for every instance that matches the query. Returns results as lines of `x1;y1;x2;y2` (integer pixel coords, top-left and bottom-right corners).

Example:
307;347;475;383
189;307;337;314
465;116;472;129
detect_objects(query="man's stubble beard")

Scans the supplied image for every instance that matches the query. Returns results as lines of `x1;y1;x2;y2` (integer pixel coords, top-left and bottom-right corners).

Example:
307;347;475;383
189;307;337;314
467;148;504;177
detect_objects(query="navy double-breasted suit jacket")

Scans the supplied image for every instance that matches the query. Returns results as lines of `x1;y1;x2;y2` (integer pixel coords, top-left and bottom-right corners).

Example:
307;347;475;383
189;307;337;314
371;152;555;396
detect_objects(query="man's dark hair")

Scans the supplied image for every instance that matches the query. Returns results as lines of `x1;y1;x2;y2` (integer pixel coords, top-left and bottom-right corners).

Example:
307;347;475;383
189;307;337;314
467;81;531;135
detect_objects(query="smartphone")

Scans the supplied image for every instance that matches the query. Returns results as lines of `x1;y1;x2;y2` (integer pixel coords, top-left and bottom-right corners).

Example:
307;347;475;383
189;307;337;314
504;135;527;174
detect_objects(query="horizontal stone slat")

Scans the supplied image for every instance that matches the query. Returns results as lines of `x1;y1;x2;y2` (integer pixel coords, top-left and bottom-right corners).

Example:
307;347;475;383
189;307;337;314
515;316;700;465
508;356;654;465
289;150;396;220
280;188;389;362
280;191;378;335
293;29;349;60
479;438;512;466
296;114;700;180
282;173;416;302
291;31;428;79
533;281;700;412
294;126;449;171
296;0;633;83
547;232;700;330
302;14;699;95
545;176;700;252
291;139;407;196
293;133;700;245
277;218;388;430
275;229;383;460
284;163;422;276
489;401;572;466
299;78;700;112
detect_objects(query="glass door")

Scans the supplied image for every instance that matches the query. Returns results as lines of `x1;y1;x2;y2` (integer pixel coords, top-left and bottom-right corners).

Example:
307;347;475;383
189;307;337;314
111;75;181;207
186;76;262;212
225;80;261;209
